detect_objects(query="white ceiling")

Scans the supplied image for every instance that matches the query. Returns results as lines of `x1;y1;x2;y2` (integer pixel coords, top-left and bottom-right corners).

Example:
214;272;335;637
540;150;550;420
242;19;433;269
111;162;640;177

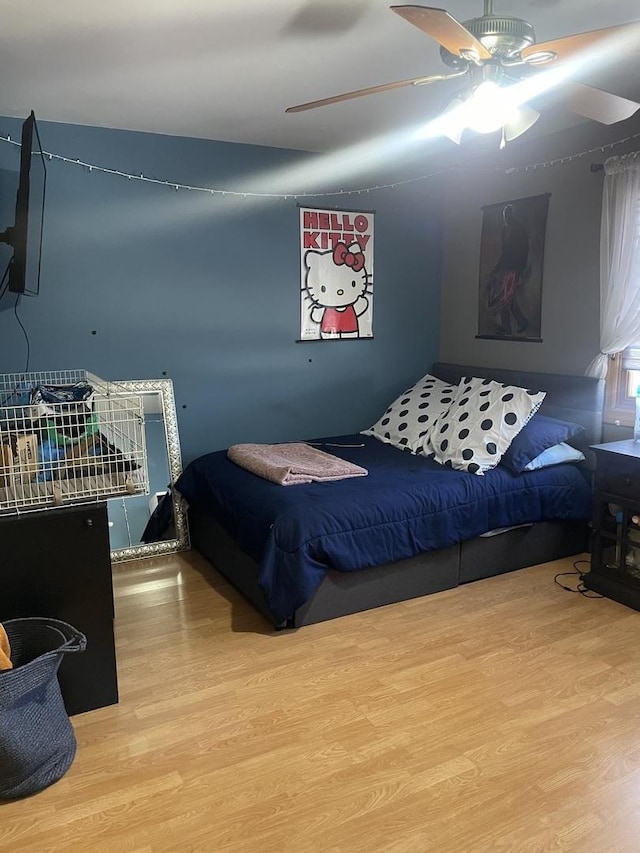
1;0;640;153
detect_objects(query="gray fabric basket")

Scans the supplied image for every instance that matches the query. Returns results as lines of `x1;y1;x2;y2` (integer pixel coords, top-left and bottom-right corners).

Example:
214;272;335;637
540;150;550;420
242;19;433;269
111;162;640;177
0;617;87;800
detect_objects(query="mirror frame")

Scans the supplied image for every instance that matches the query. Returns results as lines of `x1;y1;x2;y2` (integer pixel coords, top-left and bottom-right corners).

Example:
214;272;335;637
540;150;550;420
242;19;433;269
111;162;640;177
109;378;189;563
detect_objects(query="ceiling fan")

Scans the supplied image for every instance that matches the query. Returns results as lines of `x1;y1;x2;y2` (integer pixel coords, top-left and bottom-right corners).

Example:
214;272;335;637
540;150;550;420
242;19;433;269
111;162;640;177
285;2;640;145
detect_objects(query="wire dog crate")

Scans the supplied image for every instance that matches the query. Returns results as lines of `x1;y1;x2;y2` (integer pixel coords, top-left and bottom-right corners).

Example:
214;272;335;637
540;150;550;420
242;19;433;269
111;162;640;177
0;370;149;515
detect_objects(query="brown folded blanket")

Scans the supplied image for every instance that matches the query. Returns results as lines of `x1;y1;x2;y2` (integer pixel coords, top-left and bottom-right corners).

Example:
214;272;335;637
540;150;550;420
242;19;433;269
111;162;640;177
0;623;12;670
227;442;368;486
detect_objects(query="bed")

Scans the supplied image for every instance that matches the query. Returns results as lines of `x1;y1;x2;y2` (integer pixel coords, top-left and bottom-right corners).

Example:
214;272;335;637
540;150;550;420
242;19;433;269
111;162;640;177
177;363;604;628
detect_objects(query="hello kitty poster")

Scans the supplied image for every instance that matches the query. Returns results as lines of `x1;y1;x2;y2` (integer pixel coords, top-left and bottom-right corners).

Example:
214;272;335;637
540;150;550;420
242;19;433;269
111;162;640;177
299;205;374;341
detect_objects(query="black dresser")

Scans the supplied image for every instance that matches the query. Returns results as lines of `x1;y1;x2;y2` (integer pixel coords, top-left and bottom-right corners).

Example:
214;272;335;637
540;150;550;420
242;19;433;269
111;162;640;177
0;502;119;715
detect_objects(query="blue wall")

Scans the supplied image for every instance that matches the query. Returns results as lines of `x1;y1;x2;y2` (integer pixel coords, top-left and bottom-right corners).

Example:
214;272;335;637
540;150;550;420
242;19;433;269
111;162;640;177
0;118;443;464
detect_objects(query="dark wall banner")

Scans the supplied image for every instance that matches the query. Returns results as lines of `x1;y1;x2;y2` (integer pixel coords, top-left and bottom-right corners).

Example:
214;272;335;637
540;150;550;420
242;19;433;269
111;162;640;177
477;193;550;342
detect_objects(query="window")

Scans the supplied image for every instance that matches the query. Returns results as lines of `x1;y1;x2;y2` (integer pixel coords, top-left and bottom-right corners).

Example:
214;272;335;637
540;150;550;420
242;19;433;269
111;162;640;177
604;349;640;427
627;370;640;398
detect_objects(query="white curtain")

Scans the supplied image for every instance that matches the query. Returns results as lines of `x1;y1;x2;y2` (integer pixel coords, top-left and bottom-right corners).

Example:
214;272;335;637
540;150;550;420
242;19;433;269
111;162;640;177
587;150;640;378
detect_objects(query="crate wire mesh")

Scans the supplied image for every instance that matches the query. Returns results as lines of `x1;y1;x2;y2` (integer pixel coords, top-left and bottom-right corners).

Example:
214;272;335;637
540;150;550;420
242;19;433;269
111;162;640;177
0;370;149;514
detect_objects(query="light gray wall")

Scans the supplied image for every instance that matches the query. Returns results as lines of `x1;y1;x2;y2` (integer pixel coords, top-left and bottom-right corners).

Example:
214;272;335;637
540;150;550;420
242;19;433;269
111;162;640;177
438;112;640;376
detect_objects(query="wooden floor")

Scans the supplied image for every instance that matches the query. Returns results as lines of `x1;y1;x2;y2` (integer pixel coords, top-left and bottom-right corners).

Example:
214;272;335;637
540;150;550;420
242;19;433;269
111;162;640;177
2;551;640;852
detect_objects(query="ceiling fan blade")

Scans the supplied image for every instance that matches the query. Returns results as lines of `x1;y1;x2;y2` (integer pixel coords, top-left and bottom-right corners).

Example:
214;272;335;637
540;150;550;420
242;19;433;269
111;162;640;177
560;81;640;124
521;22;640;65
285;72;464;113
391;5;491;61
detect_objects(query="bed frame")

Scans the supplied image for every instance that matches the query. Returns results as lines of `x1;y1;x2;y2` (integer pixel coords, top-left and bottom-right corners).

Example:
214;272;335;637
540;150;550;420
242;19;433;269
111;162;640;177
188;363;604;628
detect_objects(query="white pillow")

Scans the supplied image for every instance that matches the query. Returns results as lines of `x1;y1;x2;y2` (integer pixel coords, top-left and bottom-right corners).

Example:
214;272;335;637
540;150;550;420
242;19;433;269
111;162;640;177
362;373;457;454
425;376;546;474
524;441;585;471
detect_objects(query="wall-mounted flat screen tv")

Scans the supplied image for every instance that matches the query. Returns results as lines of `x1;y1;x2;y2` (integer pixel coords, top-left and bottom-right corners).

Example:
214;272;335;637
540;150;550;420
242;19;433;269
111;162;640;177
0;110;47;296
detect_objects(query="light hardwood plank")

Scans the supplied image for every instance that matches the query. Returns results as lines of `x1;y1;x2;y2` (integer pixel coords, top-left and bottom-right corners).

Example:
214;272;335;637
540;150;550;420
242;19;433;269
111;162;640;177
2;550;640;852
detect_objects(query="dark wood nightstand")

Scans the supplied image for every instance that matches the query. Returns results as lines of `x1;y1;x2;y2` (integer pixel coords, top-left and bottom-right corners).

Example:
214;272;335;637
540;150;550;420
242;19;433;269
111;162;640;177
585;440;640;610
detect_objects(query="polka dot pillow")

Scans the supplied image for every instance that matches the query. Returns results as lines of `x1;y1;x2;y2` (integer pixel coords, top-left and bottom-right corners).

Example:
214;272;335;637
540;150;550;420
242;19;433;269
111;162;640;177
425;376;546;474
362;373;457;454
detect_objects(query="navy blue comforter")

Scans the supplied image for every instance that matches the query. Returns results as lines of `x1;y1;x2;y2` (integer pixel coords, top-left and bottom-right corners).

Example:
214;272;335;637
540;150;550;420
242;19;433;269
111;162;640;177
176;434;592;624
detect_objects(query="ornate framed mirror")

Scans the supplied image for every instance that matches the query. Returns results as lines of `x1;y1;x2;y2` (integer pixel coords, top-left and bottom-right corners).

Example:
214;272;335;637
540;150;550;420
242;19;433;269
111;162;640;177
108;379;189;562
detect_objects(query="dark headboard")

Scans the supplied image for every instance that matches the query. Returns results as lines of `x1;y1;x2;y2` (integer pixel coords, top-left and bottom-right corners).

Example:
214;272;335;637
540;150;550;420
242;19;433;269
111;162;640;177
432;362;605;446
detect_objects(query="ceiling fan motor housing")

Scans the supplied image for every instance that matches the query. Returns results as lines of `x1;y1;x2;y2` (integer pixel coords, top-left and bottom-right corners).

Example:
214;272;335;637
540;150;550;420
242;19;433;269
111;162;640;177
440;15;536;67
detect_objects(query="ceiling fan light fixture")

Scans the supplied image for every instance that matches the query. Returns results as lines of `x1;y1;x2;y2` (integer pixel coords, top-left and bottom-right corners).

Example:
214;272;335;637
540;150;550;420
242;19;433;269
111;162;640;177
523;49;558;66
442;121;465;145
443;127;465;145
432;83;538;146
458;47;482;64
425;94;466;143
465;81;517;134
503;104;541;141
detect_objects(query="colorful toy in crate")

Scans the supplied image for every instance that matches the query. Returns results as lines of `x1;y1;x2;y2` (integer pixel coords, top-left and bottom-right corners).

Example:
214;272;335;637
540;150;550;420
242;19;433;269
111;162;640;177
29;382;101;482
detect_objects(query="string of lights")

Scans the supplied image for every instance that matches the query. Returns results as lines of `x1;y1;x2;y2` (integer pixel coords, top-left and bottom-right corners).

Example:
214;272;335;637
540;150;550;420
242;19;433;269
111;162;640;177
1;128;639;199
